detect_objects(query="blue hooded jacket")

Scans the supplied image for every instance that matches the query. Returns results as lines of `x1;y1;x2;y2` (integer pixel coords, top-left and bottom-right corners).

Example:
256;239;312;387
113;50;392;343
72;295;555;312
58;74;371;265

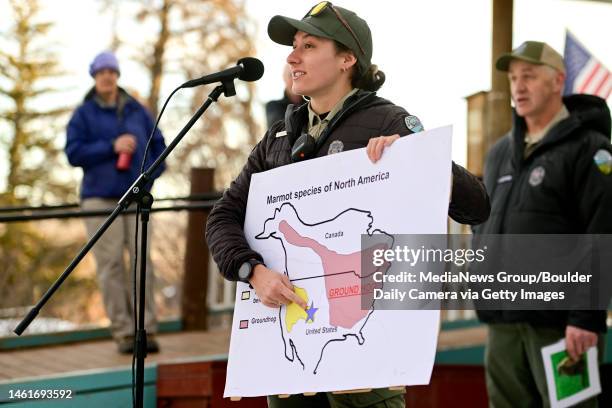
66;88;166;199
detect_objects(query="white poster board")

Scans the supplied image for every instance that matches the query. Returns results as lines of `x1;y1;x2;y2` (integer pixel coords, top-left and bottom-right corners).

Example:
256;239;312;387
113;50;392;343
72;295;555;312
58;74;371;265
224;126;453;398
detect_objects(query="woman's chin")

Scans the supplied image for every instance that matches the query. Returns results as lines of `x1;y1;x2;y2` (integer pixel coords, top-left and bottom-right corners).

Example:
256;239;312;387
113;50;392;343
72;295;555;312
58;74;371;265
292;86;308;97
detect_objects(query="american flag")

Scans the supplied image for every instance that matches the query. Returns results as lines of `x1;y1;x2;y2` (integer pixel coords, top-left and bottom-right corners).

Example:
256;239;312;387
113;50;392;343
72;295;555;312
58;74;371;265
563;31;611;99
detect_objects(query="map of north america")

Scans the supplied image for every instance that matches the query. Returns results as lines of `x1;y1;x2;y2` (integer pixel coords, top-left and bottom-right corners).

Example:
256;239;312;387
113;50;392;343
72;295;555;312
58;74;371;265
256;203;393;374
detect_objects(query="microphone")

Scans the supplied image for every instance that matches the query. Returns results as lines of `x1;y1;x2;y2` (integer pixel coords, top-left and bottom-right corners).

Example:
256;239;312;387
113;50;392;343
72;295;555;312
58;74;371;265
181;57;264;88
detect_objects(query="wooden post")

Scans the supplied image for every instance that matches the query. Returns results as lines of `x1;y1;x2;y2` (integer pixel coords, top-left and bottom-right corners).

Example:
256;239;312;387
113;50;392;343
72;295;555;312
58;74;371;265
181;167;215;330
466;0;514;179
466;91;489;178
488;0;514;147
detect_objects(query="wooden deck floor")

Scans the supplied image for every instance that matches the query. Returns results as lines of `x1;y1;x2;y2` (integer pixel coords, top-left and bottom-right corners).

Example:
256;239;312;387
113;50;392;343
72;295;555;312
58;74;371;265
0;329;231;382
438;326;487;350
0;327;486;383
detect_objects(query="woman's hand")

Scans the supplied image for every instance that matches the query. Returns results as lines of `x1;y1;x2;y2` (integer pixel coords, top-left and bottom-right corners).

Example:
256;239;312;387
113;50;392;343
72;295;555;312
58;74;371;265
366;134;400;163
114;133;137;154
249;264;307;309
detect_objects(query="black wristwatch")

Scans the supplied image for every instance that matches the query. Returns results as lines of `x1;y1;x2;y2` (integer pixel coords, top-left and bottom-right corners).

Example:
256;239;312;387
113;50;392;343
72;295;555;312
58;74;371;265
237;259;264;283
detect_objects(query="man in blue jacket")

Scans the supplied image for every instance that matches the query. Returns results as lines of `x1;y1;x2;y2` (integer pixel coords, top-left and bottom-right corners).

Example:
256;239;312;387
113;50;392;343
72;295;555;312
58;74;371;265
65;51;166;353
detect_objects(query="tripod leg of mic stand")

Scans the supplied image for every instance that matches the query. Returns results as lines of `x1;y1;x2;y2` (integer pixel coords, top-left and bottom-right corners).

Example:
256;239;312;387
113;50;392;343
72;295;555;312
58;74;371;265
135;193;153;408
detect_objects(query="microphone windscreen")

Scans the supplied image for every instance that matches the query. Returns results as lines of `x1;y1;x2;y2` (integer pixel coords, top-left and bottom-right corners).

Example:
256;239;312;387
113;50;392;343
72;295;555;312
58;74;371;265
237;57;264;82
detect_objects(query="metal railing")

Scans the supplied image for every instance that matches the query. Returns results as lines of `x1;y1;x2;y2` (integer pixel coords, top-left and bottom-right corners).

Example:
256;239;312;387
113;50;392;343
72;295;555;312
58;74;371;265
0;192;243;334
0;193;223;222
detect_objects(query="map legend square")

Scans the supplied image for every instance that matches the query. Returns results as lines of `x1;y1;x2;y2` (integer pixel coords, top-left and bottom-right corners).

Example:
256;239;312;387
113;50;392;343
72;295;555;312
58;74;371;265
241;291;250;300
239;320;249;329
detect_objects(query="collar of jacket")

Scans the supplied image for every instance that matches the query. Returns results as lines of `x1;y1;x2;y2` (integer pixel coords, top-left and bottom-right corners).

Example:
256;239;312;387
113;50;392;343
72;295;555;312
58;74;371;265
83;86;133;105
284;89;377;148
509;93;611;168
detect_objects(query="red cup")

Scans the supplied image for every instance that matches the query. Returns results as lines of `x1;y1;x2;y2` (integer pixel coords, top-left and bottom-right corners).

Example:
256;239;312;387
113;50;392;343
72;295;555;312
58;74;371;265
116;152;132;170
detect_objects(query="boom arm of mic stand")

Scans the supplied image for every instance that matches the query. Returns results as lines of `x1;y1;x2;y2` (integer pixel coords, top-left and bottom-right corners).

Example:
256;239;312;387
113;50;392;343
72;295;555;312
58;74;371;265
14;83;228;336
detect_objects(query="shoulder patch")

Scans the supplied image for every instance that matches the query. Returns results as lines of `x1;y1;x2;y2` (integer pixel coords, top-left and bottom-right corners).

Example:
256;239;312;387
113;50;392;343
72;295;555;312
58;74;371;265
529;166;545;186
404;115;424;133
328;140;344;155
593;149;612;175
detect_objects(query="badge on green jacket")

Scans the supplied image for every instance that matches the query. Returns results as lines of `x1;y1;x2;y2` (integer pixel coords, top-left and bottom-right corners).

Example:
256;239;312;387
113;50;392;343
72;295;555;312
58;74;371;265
593;149;612;175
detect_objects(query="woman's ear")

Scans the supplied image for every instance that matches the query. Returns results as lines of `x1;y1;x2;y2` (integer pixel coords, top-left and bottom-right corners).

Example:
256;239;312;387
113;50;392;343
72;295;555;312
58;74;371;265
342;52;357;71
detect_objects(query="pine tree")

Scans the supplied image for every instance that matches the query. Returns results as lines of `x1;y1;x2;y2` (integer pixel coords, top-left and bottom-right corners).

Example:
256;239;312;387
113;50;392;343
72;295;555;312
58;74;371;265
0;0;94;324
0;0;75;206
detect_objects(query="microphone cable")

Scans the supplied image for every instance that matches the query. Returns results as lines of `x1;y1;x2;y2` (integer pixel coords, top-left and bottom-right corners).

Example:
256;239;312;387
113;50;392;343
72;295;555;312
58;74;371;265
129;59;259;405
131;82;182;408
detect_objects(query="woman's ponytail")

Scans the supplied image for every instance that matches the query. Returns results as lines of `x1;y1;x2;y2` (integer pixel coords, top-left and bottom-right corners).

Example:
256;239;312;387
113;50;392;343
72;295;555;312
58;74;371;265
334;41;385;92
353;64;385;92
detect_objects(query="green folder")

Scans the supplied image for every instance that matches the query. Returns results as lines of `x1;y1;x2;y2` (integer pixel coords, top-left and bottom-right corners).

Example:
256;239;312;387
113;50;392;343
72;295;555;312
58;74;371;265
551;351;590;400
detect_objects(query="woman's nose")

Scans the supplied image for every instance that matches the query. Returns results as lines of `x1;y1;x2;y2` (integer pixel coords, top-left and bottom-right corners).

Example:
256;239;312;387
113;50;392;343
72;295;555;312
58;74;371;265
287;48;300;65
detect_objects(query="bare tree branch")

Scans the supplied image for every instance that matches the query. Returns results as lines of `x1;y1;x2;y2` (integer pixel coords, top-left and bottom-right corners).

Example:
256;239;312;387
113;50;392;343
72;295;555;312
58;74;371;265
109;0;259;191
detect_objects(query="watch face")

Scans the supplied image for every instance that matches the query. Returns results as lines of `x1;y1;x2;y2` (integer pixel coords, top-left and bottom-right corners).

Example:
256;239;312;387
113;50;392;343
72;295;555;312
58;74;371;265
238;262;251;280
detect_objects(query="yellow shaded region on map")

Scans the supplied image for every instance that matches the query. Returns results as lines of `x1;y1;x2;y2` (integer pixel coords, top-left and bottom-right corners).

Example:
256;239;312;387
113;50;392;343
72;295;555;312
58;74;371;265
285;286;309;333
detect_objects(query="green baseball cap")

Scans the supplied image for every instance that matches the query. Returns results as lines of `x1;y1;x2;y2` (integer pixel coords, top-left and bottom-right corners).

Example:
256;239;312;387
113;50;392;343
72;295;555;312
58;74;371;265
267;2;373;75
496;41;566;74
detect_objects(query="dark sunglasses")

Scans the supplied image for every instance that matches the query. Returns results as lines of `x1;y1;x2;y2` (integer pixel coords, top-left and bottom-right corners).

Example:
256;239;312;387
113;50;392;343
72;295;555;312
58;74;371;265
305;1;366;56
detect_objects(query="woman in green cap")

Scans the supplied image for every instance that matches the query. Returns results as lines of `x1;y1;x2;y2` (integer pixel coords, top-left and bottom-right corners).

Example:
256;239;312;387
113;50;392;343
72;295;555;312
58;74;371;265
206;2;490;407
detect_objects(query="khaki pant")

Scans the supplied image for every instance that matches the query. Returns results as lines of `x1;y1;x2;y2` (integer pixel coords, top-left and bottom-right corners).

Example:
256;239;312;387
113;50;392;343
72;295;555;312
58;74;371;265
268;388;405;408
83;198;157;340
486;323;604;408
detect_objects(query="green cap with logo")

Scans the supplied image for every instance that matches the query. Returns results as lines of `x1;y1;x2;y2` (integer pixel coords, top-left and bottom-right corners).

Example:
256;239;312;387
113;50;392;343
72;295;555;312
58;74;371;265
496;41;566;74
267;1;373;76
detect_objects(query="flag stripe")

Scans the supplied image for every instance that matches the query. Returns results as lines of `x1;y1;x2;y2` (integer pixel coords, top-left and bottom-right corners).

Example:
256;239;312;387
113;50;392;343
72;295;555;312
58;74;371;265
592;72;611;97
564;31;611;99
573;59;598;93
578;62;601;93
602;80;612;99
582;67;608;95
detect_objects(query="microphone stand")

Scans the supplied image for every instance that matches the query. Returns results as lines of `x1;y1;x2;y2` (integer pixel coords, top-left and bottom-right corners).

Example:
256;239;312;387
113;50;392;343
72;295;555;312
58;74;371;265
14;79;237;408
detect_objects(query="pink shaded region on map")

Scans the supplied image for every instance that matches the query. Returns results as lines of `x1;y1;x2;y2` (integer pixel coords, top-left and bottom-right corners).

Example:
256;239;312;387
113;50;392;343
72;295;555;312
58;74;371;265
279;220;389;329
